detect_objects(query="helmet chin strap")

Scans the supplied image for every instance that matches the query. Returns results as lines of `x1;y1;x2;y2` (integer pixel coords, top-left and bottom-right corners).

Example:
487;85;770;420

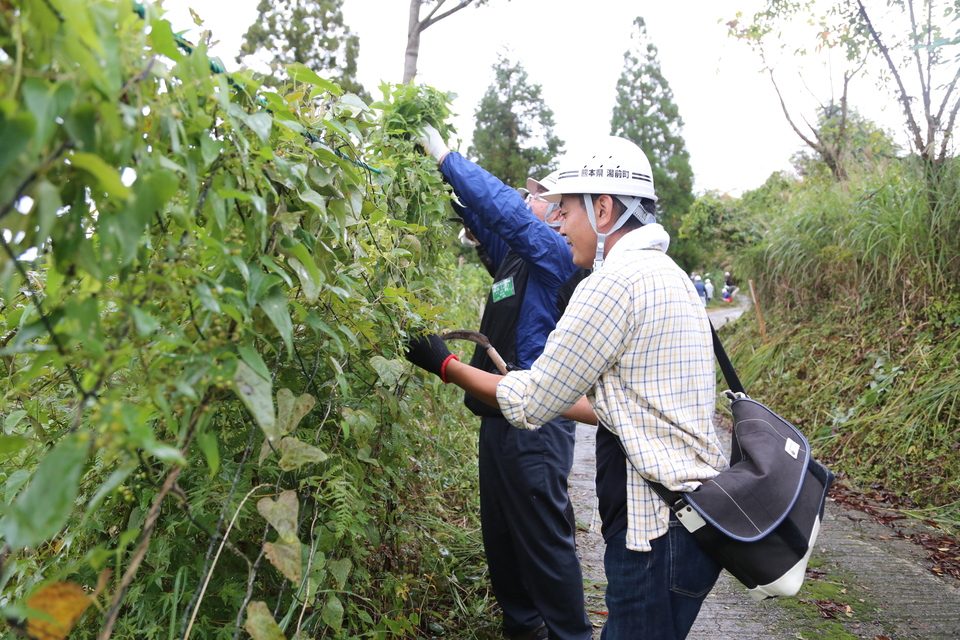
584;195;652;269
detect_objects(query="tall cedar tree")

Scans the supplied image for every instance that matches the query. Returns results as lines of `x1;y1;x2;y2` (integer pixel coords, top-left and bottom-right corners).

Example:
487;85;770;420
468;55;563;188
610;17;696;266
237;0;369;100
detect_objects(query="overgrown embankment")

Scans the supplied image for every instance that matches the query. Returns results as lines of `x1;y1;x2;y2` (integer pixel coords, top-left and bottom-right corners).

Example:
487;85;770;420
719;159;960;531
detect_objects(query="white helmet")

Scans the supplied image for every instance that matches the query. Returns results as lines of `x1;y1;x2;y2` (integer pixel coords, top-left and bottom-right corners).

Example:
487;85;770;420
527;169;562;228
543;137;657;203
542;137;657;269
526;169;561;195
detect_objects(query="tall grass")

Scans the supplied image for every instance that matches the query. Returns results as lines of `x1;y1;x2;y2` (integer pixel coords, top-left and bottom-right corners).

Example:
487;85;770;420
739;158;960;317
725;157;960;530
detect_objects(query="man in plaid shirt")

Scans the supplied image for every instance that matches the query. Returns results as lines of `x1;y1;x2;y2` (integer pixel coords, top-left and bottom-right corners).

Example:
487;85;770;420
405;137;728;640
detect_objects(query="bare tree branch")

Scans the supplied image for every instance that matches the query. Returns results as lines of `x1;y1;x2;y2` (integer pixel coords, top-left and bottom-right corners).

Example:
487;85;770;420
769;68;820;151
421;0;471;31
938;91;960;162
856;0;928;156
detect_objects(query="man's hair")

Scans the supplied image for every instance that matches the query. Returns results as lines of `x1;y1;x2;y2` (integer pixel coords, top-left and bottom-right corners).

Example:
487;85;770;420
578;195;656;230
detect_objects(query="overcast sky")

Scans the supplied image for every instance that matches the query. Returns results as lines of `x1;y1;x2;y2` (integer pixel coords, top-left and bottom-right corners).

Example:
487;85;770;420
161;0;911;195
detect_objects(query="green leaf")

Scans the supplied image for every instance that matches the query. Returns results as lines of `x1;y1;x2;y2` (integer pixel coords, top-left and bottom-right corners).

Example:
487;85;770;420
69;152;130;199
33;181;62;251
200;134;222;166
84;460;135;516
245;264;276;307
328;557;351;589
369;356;405;387
278;437;327;471
286;257;319;302
257;490;298;543
233;360;277;441
0;434;87;549
245;601;287;640
259;255;293;288
264;538;303;583
273;117;305;134
238;343;272;383
148;17;182;60
258;287;293;356
194;283;221;313
342;408;374;442
299;188;327;214
0;111;35;178
130;306;161;336
4;410;28;433
287;63;342;95
242;111;273;145
321;595;344;632
197;429;220;477
4;469;30;505
276;388;315;435
0;435;29;455
280;239;322;303
21;78;73;150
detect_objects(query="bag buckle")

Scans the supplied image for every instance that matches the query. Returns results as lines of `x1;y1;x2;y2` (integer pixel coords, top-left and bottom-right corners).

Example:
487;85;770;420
674;497;708;534
723;389;748;401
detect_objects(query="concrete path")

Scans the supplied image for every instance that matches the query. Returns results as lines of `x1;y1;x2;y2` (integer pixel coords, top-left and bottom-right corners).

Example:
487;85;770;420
568;294;960;639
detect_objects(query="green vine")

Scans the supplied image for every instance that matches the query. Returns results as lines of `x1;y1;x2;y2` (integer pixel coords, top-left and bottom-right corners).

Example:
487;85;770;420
0;1;493;638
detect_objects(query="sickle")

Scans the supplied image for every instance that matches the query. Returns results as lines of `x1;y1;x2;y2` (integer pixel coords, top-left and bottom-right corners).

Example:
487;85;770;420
439;330;509;376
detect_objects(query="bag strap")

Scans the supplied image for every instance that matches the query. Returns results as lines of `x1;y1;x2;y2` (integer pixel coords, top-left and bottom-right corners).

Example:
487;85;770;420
644;321;744;509
710;322;745;396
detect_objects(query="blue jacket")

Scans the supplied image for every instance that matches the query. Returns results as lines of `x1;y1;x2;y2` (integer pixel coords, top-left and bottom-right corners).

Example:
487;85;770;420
441;152;581;370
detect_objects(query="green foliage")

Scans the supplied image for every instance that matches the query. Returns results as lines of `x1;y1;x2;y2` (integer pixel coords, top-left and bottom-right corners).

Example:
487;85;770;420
610;17;695;267
679;171;792;272
467;54;564;188
237;0;369;101
789;104;901;181
737;158;960;313
0;2;496;638
718;157;960;528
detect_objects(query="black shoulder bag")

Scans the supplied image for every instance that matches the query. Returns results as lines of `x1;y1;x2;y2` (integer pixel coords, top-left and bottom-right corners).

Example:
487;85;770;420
645;324;835;600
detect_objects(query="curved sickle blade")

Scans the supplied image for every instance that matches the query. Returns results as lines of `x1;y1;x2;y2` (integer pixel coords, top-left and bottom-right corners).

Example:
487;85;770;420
439;330;509;375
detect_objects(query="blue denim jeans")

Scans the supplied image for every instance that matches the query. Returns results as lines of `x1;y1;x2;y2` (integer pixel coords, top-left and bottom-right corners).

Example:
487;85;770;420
600;514;721;640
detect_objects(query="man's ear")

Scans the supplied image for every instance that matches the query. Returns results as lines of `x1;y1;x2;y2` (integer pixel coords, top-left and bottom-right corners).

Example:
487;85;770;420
595;195;617;233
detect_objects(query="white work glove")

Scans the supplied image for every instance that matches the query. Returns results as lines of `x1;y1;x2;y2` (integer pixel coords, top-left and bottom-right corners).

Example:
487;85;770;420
417;123;450;162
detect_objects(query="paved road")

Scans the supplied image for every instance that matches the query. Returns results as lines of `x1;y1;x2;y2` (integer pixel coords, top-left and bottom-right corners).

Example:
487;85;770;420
568;295;960;639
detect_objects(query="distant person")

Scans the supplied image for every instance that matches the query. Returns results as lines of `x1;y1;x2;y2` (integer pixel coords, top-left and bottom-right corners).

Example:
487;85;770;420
693;275;706;307
704;278;714;304
721;285;734;303
724;271;739;298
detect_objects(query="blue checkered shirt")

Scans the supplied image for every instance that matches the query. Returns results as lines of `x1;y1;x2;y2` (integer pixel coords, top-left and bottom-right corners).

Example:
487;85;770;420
496;225;728;551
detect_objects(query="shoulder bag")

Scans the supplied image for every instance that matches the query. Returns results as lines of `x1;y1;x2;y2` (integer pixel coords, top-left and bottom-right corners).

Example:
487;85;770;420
644;323;835;600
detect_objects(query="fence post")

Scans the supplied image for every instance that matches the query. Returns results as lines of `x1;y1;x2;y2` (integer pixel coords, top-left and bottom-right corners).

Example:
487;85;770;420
748;279;767;343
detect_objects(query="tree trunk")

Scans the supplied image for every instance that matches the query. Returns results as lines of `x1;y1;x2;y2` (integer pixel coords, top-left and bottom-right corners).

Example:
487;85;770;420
403;0;422;83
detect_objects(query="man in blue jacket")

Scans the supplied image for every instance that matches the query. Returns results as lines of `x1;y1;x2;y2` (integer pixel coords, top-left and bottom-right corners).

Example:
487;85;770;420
418;125;592;640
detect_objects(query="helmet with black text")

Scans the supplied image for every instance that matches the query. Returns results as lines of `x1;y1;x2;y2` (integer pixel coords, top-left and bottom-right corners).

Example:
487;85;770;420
526;169;562;227
542;137;657;268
